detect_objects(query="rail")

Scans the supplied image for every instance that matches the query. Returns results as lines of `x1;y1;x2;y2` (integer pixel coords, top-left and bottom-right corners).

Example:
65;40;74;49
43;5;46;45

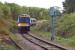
9;36;25;50
21;33;69;50
27;33;70;50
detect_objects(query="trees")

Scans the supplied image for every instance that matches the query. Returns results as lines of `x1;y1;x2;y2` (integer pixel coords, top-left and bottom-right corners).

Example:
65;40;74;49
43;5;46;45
3;2;49;20
63;0;75;13
5;3;22;20
56;13;75;38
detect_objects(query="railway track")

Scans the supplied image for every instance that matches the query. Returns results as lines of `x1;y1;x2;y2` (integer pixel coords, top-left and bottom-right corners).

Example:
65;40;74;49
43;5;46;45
9;36;25;50
21;33;70;50
9;33;71;50
14;33;46;50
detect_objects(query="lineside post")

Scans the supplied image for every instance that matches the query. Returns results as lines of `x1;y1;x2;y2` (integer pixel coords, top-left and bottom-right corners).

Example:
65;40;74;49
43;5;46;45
49;7;61;41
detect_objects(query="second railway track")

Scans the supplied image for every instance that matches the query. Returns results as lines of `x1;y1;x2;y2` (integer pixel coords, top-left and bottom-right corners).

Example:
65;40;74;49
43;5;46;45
21;33;69;50
9;36;25;50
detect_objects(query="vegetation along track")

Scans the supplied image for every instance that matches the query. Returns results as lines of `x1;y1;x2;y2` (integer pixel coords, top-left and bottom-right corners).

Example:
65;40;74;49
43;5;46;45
22;33;70;50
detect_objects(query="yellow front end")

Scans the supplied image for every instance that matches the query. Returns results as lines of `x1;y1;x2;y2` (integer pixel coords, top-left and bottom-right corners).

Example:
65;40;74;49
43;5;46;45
18;23;30;27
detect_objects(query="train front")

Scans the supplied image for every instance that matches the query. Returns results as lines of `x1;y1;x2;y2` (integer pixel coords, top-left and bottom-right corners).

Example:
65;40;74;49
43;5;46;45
17;14;30;34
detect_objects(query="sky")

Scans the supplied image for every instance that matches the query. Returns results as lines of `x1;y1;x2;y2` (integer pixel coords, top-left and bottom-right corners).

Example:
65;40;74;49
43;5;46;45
0;0;65;9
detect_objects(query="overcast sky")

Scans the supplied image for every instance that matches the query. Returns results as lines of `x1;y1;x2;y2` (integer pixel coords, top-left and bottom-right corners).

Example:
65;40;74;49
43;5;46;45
0;0;65;9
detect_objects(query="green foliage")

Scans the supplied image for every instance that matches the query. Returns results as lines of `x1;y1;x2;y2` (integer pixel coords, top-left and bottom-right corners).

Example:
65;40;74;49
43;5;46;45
0;38;19;50
56;13;75;37
57;36;75;46
31;27;51;40
63;0;75;13
3;3;48;19
33;13;75;38
34;20;50;32
5;2;22;20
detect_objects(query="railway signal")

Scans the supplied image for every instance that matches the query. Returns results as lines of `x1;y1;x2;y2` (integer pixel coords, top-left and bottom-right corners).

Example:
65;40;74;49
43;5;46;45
49;7;61;41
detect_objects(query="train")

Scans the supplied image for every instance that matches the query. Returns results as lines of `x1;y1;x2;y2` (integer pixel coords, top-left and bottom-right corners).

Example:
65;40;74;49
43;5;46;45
17;14;31;34
17;14;37;34
30;18;37;26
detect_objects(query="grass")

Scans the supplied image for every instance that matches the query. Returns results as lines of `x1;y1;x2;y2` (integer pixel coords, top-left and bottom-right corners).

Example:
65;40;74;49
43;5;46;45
9;32;18;41
0;18;20;50
31;27;51;40
0;42;20;50
56;36;75;47
0;21;18;49
0;37;20;50
0;31;19;50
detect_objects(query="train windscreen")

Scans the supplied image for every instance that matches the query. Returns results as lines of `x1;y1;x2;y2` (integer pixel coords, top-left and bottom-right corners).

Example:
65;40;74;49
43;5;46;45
18;17;30;23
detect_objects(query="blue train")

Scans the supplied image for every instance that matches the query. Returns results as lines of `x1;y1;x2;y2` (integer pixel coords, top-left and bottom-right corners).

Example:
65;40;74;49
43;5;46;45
17;14;30;34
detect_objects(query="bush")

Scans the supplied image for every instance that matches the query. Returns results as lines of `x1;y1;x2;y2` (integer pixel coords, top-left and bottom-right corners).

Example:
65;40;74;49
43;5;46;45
35;20;50;32
56;13;75;37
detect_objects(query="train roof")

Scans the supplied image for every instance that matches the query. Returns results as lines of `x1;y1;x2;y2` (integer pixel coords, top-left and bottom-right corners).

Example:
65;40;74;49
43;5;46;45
19;14;30;17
